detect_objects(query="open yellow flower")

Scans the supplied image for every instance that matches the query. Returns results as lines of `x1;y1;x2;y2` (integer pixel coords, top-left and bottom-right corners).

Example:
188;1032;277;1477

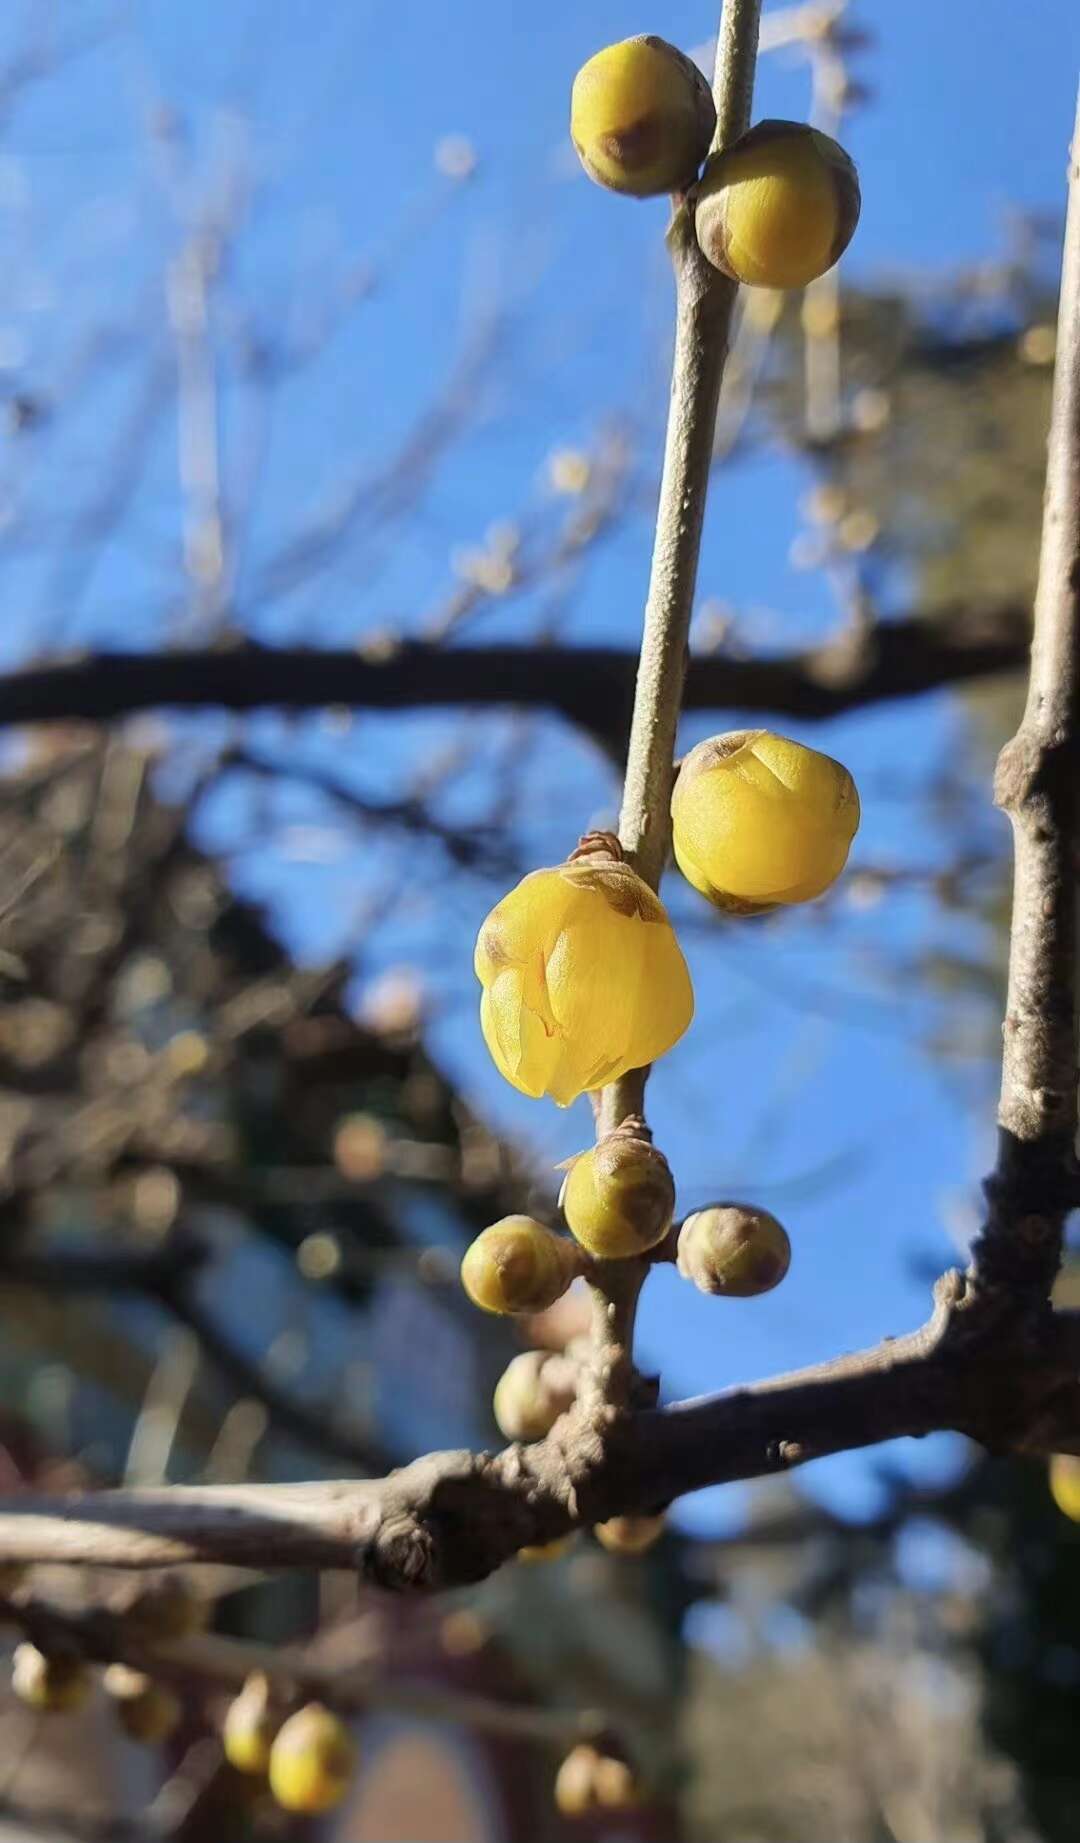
475;840;693;1106
672;731;859;913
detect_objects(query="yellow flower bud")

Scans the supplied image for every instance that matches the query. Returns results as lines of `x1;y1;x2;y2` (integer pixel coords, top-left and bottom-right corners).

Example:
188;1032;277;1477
671;731;859;913
12;1643;91;1714
475;837;693;1105
695;120;860;289
461;1217;581;1316
268;1703;356;1815
677;1204;791;1298
103;1665;182;1745
560;1121;675;1259
594;1513;666;1555
554;1741;641;1817
571;37;715;198
223;1672;277;1776
518;1534;574;1563
493;1350;577;1441
1049;1454;1080;1522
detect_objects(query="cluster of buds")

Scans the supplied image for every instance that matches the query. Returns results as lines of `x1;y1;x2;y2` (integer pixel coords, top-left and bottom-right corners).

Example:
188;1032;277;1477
223;1674;357;1815
570;38;860;290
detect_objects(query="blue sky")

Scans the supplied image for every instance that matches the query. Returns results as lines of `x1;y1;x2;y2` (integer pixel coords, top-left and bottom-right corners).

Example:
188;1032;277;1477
2;1;1078;1531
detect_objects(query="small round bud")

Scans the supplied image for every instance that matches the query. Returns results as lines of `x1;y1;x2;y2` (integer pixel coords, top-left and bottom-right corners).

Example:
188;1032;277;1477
677;1204;791;1297
594;1513;666;1555
493;1350;577;1442
671;731;859;913
1049;1454;1080;1522
560;1123;675;1260
475;846;693;1106
461;1217;581;1316
695;120;860;288
554;1741;641;1817
223;1672;277;1776
518;1535;574;1564
122;1576;208;1641
103;1665;182;1745
571;37;716;198
12;1643;91;1714
268;1703;356;1815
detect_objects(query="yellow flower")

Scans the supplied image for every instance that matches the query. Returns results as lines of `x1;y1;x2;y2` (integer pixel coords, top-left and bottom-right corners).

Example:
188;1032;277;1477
571;37;715;198
475;842;693;1105
672;731;859;913
1049;1453;1080;1522
695;120;860;289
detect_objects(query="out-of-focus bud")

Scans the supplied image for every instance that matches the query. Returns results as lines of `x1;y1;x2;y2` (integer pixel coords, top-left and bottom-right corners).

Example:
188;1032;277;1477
594;1512;666;1555
103;1665;182;1745
268;1703;356;1814
1049;1453;1080;1522
554;1739;642;1816
493;1350;577;1441
12;1643;91;1713
223;1672;277;1776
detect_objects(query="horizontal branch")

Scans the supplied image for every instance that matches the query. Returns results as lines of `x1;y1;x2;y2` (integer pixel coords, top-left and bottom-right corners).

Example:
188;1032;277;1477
1;1280;1078;1585
0;604;1028;751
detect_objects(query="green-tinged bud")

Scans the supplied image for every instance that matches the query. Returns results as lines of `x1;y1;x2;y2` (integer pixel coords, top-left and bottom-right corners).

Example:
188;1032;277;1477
677;1204;791;1297
560;1119;675;1260
223;1671;277;1776
461;1217;582;1316
594;1512;666;1555
493;1350;577;1441
695;120;860;288
571;37;715;198
103;1665;182;1744
12;1643;91;1714
269;1703;356;1814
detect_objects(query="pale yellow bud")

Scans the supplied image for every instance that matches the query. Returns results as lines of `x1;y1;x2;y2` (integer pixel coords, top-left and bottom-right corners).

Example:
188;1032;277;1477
677;1204;791;1298
672;731;859;913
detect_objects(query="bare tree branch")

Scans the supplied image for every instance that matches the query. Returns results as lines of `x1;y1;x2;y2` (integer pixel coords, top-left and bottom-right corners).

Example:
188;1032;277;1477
0;1284;1078;1582
970;84;1080;1303
0;604;1028;750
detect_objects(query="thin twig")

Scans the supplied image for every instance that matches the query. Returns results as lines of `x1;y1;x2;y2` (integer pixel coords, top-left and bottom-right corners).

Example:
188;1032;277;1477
593;0;762;1407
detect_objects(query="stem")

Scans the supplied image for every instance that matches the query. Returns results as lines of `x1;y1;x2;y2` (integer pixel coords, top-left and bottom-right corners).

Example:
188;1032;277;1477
598;7;763;1156
970;84;1080;1300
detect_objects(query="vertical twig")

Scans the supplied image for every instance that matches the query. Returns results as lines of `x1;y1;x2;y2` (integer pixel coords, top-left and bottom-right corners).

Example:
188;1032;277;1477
591;0;763;1395
970;85;1080;1303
